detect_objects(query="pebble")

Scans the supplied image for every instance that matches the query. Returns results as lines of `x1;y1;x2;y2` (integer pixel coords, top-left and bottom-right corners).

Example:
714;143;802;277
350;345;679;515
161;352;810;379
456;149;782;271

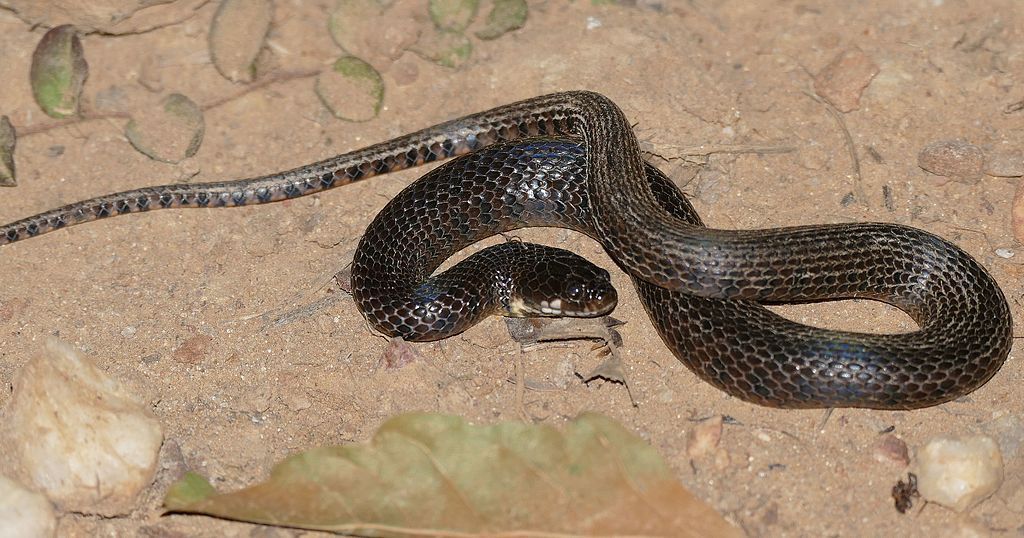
2;339;164;516
984;151;1024;177
0;475;56;538
917;140;985;181
686;415;723;459
915;435;1003;512
873;434;910;467
813;47;879;112
1010;181;1024;243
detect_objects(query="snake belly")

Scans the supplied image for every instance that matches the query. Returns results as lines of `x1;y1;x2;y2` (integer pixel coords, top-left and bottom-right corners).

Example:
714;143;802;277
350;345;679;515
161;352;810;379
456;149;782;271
353;138;1011;409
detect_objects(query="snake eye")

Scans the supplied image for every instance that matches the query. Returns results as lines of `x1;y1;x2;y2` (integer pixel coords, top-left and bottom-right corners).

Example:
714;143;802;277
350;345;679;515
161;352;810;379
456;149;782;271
565;282;584;301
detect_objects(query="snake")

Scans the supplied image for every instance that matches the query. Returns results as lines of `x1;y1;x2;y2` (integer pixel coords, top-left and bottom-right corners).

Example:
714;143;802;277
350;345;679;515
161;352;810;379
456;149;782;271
0;91;1012;409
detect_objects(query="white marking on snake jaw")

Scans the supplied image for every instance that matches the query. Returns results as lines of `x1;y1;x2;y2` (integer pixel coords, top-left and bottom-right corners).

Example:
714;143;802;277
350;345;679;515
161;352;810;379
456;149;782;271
539;299;563;315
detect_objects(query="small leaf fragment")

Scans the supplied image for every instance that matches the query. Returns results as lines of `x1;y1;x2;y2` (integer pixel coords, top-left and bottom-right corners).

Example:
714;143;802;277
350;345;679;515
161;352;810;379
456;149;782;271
475;0;527;40
0;116;17;186
428;0;479;32
124;93;205;163
165;472;218;508
209;0;274;83
163;412;742;536
581;354;628;385
30;25;89;119
314;55;384;122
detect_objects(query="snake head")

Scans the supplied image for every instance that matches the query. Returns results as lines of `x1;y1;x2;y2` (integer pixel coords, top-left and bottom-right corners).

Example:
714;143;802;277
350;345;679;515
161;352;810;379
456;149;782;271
504;244;618;318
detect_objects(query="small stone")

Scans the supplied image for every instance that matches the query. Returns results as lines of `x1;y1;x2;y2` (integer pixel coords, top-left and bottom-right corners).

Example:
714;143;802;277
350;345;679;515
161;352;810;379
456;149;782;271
551;356;576;389
282;392;312;412
687;415;723;459
172;333;214;364
2;339;164;516
874;434;910;467
995;248;1014;259
918;140;985;181
0;475;56;538
712;447;731;471
1011;181;1024;244
984;151;1024;178
916;435;1003;512
813;47;879;112
380;337;421;369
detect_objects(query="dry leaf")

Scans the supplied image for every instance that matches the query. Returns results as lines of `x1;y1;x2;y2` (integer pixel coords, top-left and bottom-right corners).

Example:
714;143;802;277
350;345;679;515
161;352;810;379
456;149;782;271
30;25;88;119
209;0;274;83
124;93;205;163
315;55;385;122
165;412;740;537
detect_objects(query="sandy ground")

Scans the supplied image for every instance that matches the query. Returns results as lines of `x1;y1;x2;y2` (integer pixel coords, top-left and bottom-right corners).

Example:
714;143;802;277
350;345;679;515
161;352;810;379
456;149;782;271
0;1;1022;536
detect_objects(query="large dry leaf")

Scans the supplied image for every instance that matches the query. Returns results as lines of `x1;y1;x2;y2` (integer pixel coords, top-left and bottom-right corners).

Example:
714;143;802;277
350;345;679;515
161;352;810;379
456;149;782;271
165;413;740;537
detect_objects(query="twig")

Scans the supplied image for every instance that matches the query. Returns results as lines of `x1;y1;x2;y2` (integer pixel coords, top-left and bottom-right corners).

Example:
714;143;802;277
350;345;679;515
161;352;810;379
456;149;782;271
803;90;867;204
645;142;796;164
514;350;530;423
14;68;321;138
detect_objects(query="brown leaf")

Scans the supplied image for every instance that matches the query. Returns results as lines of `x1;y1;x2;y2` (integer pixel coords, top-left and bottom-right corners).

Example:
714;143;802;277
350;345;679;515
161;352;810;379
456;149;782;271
813;47;878;112
165;413;741;537
209;0;274;83
0;116;16;186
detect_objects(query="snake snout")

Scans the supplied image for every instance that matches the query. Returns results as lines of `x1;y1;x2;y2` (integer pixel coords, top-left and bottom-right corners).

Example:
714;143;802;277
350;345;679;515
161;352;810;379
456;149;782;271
554;268;618;317
582;279;618;316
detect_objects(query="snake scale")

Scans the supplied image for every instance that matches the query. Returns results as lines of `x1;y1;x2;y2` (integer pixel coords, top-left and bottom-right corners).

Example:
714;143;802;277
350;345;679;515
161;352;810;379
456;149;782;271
0;91;1012;409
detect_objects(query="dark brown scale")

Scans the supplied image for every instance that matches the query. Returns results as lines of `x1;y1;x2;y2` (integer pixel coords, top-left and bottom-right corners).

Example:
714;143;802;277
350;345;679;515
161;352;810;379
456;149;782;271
0;91;1012;408
351;137;1010;408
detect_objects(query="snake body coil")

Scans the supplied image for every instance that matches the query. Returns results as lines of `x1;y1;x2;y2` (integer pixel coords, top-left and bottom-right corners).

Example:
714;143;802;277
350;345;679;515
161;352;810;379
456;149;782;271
0;91;1012;409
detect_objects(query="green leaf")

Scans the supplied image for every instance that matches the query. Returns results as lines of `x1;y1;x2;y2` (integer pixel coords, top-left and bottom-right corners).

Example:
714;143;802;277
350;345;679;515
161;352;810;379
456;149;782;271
164;412;741;537
30;25;89;119
165;472;218;506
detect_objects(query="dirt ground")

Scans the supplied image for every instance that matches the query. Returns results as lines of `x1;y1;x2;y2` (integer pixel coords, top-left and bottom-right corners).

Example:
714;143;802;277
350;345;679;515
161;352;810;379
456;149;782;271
0;1;1022;536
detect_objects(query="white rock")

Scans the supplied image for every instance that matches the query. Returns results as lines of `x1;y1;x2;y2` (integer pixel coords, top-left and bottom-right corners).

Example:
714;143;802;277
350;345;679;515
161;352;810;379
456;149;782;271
2;339;164;516
0;475;56;538
916;435;1003;512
